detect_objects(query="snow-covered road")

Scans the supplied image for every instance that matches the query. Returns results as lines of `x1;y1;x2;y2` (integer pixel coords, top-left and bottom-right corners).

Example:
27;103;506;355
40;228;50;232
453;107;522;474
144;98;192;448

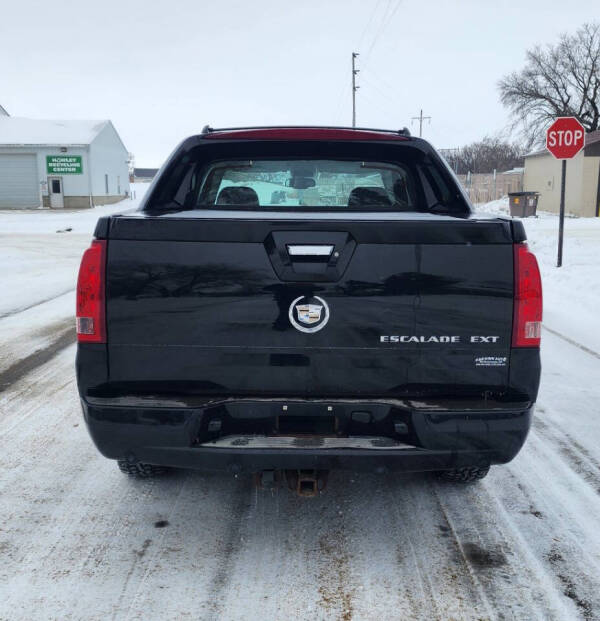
1;197;599;620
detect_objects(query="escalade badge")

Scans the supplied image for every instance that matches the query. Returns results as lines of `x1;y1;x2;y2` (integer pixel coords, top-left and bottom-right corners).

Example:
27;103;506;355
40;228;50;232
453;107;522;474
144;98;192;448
289;296;330;333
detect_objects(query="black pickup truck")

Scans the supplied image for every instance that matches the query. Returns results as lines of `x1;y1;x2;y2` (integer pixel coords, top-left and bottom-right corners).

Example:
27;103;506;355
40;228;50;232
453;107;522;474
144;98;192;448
76;126;542;490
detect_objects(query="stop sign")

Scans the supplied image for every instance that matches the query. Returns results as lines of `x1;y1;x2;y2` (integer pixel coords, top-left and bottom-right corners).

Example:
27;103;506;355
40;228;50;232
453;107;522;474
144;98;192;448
546;117;586;159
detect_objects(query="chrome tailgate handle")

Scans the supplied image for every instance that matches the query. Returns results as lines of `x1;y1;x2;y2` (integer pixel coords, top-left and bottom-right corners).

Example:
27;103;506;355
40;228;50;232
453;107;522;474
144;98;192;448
287;244;334;257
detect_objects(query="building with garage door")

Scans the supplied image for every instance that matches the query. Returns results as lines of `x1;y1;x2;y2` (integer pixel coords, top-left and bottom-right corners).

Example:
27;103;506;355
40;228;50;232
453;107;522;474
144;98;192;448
0;117;130;209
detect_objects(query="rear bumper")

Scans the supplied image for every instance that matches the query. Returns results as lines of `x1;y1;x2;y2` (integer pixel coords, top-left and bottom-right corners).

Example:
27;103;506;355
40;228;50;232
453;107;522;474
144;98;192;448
81;396;533;473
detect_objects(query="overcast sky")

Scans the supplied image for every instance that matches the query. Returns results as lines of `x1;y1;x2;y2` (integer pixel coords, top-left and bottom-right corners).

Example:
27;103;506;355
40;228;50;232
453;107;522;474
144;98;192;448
1;0;597;166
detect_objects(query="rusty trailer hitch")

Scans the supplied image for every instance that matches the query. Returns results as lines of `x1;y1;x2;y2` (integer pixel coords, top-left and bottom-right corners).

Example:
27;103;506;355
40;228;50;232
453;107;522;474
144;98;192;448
286;469;329;497
254;469;329;497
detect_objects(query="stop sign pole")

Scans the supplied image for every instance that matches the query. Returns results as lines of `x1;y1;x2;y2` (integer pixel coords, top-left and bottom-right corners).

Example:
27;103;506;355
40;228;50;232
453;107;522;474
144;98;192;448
557;158;567;267
545;117;586;267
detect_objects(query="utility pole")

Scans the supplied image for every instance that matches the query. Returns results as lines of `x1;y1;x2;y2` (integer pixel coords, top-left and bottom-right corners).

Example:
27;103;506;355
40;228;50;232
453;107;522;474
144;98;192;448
411;108;431;137
352;52;359;127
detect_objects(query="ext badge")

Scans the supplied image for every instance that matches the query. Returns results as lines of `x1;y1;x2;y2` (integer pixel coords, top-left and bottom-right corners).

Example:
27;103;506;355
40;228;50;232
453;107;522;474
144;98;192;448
289;296;330;333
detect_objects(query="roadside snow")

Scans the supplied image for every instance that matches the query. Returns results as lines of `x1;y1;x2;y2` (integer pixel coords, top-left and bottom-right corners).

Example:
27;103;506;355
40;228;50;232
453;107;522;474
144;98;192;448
0;184;147;317
0;183;146;235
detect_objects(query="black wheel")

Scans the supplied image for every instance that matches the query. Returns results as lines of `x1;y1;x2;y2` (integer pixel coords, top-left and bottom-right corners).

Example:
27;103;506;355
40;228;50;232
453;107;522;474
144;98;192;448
437;465;490;483
117;460;168;478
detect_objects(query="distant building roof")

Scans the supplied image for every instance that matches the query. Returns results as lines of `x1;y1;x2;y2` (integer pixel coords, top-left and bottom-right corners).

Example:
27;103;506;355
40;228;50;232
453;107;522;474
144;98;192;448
134;168;159;178
501;167;524;175
0;104;8;116
524;148;547;158
0;117;110;146
585;129;600;147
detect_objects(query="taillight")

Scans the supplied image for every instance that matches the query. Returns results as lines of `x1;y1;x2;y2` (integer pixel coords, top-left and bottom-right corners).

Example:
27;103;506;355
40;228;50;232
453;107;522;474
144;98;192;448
512;242;542;347
76;240;106;343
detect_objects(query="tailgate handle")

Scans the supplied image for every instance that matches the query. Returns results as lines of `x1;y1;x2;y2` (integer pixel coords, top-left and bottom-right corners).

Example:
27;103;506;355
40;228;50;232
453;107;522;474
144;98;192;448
287;244;334;257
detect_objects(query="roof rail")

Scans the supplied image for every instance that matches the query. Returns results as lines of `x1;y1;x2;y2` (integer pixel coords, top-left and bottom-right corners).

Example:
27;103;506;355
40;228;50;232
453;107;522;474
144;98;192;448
200;125;411;137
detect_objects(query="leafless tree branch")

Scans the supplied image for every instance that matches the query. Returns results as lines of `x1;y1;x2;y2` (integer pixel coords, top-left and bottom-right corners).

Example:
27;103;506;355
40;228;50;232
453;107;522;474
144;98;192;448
498;22;600;147
442;136;524;175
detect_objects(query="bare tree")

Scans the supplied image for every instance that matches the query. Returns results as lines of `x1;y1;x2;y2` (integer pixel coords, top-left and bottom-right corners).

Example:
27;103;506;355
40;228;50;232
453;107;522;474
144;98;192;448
442;136;524;175
499;22;600;148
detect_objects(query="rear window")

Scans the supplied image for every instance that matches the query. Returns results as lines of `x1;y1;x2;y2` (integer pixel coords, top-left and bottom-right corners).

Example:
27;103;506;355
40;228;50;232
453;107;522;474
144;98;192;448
147;145;470;216
198;159;416;209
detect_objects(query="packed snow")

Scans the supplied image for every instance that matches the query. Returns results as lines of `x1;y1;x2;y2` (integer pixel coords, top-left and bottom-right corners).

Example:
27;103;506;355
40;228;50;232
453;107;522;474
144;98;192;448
0;186;143;318
1;194;600;620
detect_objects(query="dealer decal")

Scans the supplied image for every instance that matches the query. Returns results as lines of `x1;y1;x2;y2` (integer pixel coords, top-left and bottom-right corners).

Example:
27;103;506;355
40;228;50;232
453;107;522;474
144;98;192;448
475;356;508;367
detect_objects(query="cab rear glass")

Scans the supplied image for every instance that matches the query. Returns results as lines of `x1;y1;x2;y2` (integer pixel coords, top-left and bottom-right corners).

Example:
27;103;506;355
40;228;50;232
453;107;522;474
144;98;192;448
146;143;471;216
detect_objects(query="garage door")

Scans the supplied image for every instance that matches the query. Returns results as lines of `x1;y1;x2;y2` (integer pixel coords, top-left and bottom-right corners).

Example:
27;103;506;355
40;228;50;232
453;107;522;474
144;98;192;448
0;154;39;208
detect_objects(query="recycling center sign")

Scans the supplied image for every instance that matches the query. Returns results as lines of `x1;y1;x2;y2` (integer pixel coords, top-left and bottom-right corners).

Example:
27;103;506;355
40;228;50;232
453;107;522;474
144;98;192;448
46;155;83;174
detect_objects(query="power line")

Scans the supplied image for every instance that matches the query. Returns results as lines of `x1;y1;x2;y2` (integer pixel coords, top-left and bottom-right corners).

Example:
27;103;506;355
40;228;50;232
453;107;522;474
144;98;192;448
335;0;402;125
361;74;400;110
364;0;393;60
358;86;399;120
367;66;404;101
333;1;385;123
333;79;351;123
364;0;402;64
356;0;384;51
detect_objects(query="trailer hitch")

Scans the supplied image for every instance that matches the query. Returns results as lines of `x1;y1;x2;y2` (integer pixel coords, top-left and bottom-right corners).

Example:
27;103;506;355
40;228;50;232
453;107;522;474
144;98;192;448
285;469;329;497
253;469;329;497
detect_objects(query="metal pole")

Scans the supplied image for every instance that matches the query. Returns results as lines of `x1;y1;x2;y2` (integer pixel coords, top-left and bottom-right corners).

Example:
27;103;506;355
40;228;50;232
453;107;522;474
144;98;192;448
557;159;567;267
352;52;359;127
411;109;431;137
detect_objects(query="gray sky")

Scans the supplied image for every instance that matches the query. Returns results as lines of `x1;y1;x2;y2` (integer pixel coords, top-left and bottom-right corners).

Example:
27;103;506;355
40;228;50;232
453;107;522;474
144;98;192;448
1;0;597;166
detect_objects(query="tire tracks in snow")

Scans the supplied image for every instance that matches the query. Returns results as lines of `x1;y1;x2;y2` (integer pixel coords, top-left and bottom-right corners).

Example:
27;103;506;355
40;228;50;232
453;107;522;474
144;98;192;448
201;478;255;620
118;473;192;621
497;462;600;621
384;476;490;620
543;325;600;360
433;477;575;620
0;318;74;393
314;477;356;621
0;287;75;320
533;416;600;495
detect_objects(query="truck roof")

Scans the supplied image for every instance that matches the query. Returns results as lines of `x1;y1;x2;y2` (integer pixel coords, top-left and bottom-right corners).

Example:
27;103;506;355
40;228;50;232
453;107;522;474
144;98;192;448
199;126;412;141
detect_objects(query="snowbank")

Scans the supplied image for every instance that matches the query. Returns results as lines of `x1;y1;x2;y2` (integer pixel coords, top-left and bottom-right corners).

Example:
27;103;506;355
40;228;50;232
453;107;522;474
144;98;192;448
0;183;148;235
0;184;149;316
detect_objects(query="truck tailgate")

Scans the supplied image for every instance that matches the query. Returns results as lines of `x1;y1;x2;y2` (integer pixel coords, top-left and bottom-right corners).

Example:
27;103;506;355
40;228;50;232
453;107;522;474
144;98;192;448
104;213;514;398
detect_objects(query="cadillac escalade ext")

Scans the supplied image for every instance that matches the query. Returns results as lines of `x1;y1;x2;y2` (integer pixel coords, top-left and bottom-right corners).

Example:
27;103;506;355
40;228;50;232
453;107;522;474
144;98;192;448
75;126;542;491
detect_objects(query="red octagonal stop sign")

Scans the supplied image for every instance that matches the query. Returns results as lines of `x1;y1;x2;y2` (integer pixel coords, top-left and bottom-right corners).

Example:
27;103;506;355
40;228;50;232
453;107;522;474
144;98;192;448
546;117;586;159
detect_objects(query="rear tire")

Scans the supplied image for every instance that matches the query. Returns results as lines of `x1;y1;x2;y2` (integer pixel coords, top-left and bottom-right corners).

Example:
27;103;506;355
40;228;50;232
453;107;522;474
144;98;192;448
437;465;490;483
117;460;168;478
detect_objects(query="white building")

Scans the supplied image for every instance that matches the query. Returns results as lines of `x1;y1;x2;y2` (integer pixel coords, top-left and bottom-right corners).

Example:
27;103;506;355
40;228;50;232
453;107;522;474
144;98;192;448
0;117;130;209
